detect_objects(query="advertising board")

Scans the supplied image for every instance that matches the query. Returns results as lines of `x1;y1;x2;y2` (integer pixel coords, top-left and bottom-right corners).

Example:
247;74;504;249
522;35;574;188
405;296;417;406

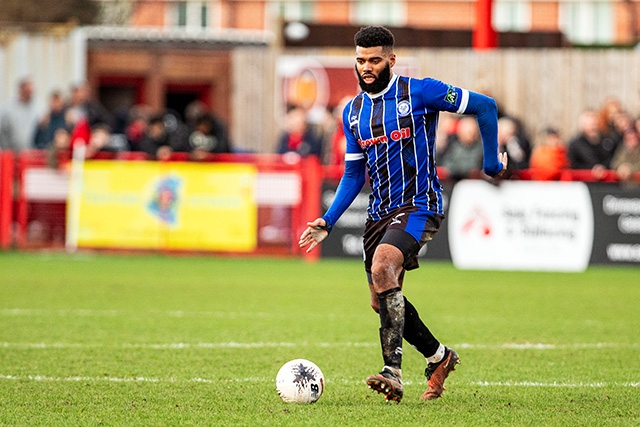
74;161;257;251
589;184;640;265
448;180;593;271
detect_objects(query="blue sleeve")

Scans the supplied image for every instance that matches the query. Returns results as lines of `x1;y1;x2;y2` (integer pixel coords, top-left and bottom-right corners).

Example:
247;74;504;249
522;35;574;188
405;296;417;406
463;91;504;177
321;158;366;232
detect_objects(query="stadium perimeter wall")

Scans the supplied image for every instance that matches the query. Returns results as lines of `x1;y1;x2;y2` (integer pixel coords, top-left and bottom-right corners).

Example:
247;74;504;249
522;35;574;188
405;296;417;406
321;178;640;270
1;150;639;271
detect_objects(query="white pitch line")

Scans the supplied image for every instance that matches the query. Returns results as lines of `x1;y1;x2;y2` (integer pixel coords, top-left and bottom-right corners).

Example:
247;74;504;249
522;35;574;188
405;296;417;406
0;308;273;318
471;381;640;388
0;374;271;384
2;342;638;350
1;342;94;349
0;374;638;388
0;342;375;349
456;342;640;350
0;374;164;383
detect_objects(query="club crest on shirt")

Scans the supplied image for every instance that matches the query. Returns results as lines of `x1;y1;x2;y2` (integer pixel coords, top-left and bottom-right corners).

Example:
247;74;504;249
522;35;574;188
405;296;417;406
444;85;458;105
397;100;411;117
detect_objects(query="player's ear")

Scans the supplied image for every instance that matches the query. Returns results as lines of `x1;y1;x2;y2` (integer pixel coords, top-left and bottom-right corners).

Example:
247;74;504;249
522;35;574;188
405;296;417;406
389;53;396;68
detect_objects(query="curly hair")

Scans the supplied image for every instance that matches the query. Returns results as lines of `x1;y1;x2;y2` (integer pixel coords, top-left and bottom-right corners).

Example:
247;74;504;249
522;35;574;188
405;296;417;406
354;26;395;49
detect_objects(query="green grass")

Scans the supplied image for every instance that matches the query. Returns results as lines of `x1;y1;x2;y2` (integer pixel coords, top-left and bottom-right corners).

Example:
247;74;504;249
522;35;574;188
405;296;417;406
0;252;639;426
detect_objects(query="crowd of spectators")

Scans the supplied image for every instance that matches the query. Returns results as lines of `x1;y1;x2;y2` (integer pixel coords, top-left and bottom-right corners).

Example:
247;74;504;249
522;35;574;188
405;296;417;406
2;77;640;185
434;96;640;185
0;78;232;167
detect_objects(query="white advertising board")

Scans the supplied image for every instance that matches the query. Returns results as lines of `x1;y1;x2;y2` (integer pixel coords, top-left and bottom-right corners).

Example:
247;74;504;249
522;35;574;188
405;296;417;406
448;180;593;271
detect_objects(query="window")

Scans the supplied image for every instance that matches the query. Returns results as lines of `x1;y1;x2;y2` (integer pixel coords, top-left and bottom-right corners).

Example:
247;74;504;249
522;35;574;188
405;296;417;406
172;1;210;30
352;0;406;27
559;1;613;45
493;0;531;32
201;3;208;28
277;1;314;22
177;1;187;27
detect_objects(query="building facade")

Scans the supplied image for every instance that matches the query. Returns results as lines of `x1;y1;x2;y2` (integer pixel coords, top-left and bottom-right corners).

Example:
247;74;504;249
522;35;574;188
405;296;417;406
82;0;640;152
122;0;639;46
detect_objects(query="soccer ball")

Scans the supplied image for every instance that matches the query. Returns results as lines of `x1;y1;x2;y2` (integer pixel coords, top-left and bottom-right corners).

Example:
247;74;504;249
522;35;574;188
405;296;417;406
275;359;324;403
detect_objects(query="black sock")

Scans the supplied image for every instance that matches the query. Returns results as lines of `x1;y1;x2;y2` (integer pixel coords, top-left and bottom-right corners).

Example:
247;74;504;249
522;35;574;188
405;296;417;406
403;296;441;359
377;287;404;370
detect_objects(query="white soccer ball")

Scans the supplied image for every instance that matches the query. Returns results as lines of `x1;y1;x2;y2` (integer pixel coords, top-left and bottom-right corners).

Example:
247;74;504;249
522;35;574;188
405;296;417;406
275;359;324;403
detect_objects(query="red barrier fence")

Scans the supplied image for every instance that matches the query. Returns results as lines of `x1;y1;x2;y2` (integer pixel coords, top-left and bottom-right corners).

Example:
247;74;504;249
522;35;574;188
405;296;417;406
5;150;323;259
0;151;14;249
1;148;639;257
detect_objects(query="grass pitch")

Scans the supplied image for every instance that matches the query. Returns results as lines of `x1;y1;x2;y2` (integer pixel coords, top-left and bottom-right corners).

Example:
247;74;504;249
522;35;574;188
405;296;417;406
0;252;639;426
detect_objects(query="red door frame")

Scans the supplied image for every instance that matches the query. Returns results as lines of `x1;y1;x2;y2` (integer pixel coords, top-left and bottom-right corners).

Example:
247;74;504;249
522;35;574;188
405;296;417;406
98;76;146;105
165;83;212;109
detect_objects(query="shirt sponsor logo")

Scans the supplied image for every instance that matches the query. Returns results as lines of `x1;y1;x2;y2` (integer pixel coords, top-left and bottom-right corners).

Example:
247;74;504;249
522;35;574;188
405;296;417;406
357;127;411;149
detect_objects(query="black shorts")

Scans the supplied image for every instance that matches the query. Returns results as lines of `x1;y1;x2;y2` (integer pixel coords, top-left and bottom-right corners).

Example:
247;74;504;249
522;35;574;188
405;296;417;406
363;205;444;276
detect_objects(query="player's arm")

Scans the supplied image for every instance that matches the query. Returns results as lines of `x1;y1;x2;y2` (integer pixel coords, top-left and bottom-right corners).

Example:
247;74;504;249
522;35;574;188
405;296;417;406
299;155;366;253
460;91;508;177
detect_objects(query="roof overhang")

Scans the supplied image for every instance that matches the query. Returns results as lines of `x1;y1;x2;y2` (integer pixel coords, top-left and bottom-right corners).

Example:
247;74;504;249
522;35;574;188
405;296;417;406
85;26;274;50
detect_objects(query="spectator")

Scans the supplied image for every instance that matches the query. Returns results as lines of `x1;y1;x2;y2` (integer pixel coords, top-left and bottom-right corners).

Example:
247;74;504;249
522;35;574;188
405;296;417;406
47;113;120;167
598;102;634;165
34;90;67;149
85;123;113;158
180;101;231;159
63;107;123;159
184;100;208;130
307;105;336;164
609;110;634;142
611;128;640;184
187;112;231;160
68;108;91;152
69;81;113;128
497;116;531;175
139;113;175;160
0;77;46;152
165;109;192;154
64;105;83;135
125;105;152;152
64;80;120;157
276;106;323;158
46;127;71;169
598;96;625;142
568;109;618;175
440;116;483;180
529;127;569;181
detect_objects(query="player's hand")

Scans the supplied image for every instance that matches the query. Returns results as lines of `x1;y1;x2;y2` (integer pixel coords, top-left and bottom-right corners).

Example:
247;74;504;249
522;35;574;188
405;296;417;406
495;152;508;177
298;218;329;253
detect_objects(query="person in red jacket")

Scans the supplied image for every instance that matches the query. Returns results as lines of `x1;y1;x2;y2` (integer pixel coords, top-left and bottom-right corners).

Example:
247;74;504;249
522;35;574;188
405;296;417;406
530;127;569;180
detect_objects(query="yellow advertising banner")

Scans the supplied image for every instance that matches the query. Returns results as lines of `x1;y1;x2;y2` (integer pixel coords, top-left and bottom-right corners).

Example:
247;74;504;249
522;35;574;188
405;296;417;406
76;161;257;251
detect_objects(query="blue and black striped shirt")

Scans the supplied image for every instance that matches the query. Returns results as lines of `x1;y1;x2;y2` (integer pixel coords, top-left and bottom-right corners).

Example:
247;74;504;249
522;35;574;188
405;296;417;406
323;74;501;229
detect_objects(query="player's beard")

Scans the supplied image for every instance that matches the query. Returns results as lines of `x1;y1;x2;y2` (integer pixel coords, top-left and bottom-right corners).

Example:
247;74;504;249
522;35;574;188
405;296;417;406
357;62;392;94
